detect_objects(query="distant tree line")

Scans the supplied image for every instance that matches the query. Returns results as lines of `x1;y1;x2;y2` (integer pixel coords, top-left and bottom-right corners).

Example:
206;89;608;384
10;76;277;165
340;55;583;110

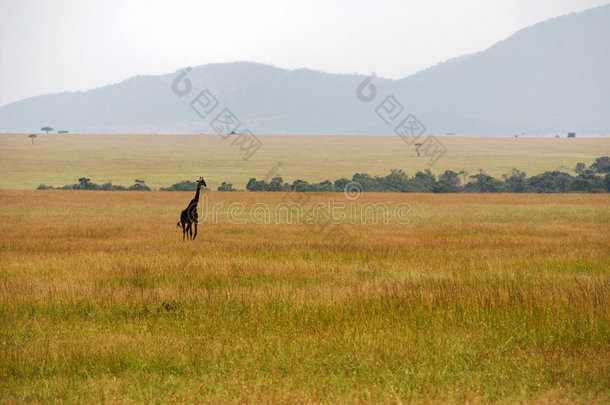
36;157;610;193
161;180;235;191
246;157;610;193
38;178;150;191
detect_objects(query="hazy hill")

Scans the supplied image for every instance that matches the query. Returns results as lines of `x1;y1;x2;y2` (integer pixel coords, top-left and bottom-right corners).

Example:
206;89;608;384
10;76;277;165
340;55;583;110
0;5;608;136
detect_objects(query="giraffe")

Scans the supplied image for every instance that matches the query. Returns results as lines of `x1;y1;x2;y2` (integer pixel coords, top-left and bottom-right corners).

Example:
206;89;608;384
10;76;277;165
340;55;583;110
177;177;207;240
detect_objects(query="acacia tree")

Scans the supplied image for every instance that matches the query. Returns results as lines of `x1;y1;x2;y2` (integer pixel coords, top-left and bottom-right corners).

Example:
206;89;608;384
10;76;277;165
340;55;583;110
41;126;53;133
129;179;150;191
217;182;236;191
414;143;422;157
78;177;91;188
28;134;37;145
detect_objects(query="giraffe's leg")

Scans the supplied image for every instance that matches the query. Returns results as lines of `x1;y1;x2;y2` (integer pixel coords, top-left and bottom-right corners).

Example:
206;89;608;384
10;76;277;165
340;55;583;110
193;222;198;240
182;222;186;240
187;223;193;240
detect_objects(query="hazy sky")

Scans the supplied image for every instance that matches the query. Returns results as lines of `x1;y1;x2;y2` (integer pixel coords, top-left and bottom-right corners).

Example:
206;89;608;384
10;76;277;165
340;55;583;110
1;0;609;107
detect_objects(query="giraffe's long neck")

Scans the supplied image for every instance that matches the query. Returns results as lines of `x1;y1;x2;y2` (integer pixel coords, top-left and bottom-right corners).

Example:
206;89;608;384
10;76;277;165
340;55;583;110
192;184;201;204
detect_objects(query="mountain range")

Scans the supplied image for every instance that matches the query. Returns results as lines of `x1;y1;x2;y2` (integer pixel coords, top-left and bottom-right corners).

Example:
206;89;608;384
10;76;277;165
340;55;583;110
1;5;609;136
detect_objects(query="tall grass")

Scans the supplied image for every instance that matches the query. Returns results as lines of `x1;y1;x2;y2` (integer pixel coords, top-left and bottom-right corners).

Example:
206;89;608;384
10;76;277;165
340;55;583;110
1;191;609;403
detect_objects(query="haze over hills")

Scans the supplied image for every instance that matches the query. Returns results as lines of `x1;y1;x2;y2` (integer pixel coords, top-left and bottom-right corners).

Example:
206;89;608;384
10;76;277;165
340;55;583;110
1;5;609;136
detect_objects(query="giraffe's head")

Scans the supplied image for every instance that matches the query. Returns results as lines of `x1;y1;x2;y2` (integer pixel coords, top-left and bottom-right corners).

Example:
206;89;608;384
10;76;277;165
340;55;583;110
198;177;207;188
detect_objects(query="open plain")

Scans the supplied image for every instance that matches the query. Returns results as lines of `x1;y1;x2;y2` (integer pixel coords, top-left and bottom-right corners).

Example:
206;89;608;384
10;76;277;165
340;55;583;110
1;190;608;403
1;134;608;190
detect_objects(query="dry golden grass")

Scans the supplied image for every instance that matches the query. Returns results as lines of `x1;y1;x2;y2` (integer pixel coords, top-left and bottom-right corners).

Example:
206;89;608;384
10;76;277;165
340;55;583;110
0;190;609;403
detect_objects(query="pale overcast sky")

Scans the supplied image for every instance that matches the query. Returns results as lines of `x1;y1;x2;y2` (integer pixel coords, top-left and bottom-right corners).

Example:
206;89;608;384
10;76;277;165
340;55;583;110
1;0;609;107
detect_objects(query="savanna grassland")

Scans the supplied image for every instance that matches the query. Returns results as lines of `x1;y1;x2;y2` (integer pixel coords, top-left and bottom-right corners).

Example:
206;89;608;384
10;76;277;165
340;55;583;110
1;133;609;190
1;190;609;403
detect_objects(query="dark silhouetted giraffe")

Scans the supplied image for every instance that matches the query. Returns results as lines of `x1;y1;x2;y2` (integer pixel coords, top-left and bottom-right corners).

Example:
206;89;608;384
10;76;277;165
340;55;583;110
177;177;206;240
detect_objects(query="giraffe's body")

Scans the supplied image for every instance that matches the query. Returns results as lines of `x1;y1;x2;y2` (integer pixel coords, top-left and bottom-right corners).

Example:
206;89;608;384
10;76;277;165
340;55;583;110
177;177;206;240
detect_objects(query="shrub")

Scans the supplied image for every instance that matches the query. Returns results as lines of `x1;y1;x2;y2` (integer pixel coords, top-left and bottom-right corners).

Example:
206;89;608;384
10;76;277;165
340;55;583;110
218;182;236;191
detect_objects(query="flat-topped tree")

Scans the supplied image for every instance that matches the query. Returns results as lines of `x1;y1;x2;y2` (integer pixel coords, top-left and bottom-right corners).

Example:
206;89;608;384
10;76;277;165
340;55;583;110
78;177;92;189
415;143;423;157
41;127;53;133
129;179;150;191
28;134;37;145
